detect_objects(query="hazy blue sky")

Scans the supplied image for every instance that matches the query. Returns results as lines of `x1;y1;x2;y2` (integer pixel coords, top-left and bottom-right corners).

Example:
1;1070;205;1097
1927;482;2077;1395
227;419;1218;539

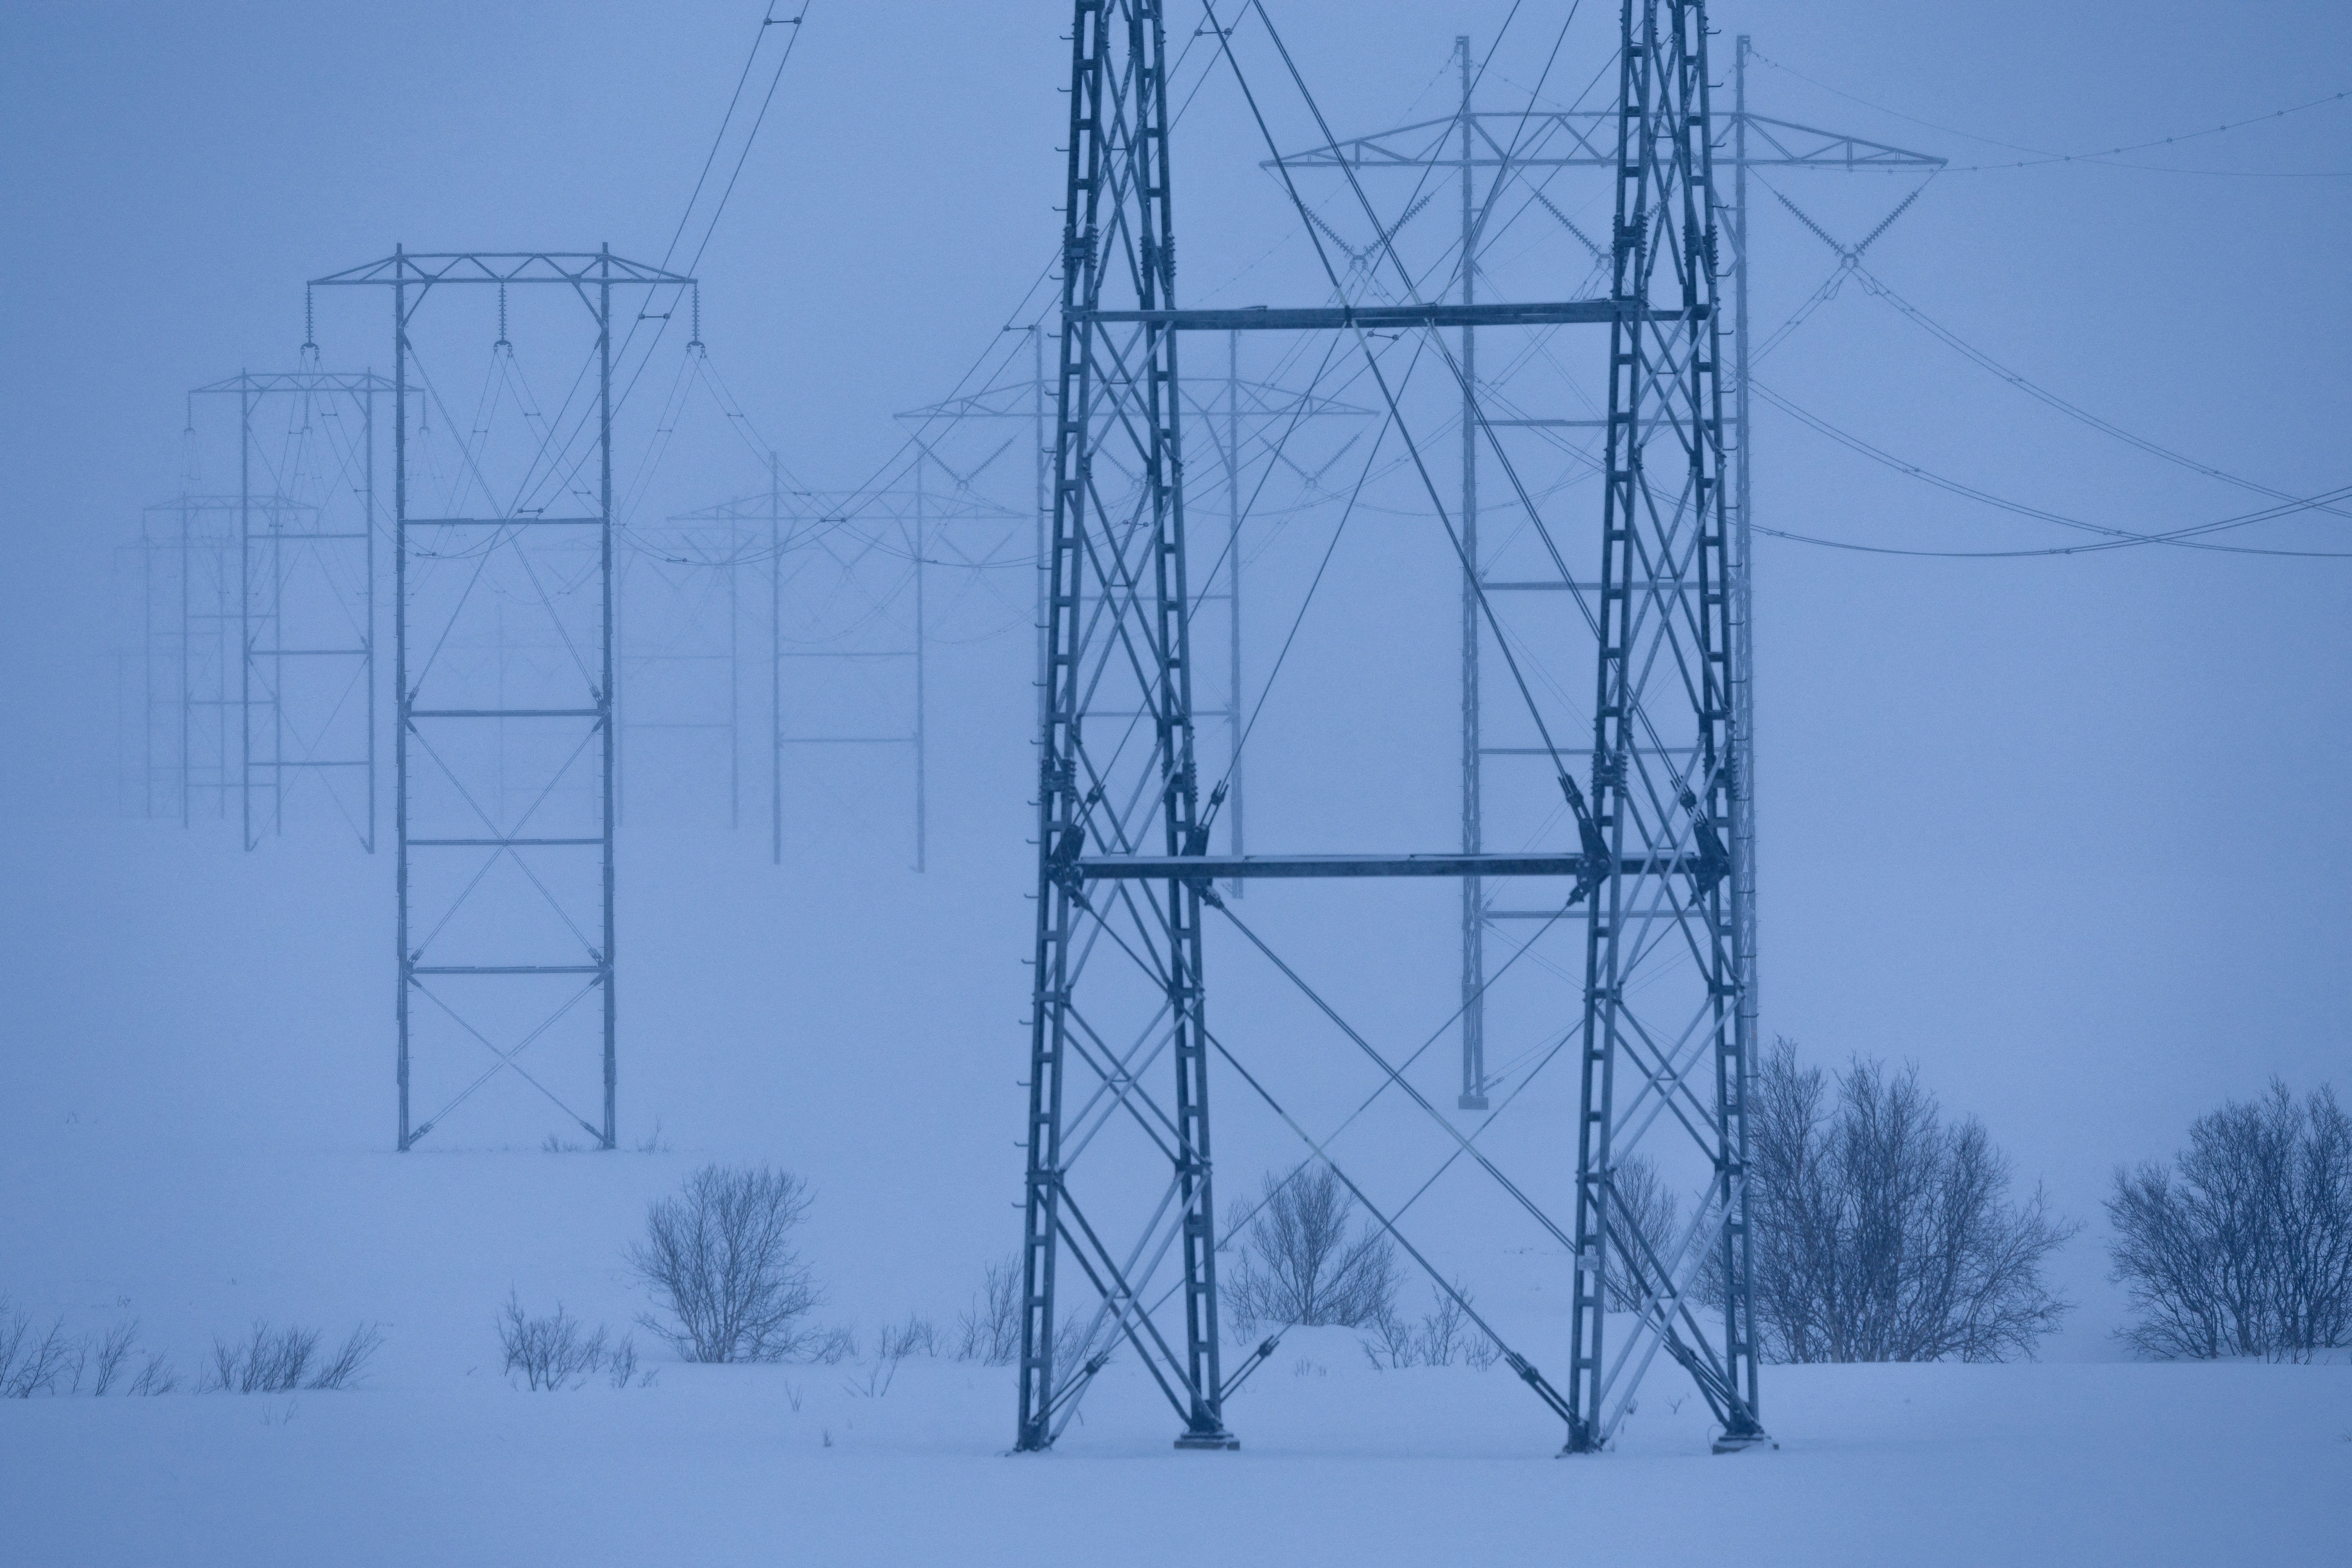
4;0;2350;1344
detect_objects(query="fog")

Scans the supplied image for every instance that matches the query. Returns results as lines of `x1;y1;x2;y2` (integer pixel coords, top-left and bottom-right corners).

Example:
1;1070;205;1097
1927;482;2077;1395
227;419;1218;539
2;0;2348;1532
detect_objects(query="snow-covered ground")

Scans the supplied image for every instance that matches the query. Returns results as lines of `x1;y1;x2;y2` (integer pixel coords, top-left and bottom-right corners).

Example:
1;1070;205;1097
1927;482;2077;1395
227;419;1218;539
4;1344;2346;1565
5;829;2347;1566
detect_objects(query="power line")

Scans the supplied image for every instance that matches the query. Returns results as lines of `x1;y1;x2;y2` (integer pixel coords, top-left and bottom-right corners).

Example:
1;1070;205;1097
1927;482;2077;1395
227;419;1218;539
1751;48;2352;176
1755;379;2352;557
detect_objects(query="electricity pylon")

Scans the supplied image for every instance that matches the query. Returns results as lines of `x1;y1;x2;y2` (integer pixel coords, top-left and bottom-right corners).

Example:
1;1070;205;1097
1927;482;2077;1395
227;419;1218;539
311;248;694;1151
1020;0;1940;1457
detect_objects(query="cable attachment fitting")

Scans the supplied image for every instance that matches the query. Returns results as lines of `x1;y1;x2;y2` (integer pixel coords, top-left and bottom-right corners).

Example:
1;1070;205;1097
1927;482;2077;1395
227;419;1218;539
1677;783;1730;899
1558;772;1612;905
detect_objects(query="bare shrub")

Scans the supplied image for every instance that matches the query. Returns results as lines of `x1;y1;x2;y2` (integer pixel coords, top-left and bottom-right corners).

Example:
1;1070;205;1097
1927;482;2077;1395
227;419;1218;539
605;1336;642;1388
205;1322;382;1393
87;1321;138;1395
1359;1282;1485;1369
875;1315;939;1362
1224;1166;1397;1331
2108;1081;2352;1361
129;1353;178;1396
207;1324;315;1393
0;1305;74;1398
628;1164;820;1363
498;1297;609;1391
1744;1039;2077;1363
955;1257;1022;1366
307;1325;384;1391
804;1326;856;1365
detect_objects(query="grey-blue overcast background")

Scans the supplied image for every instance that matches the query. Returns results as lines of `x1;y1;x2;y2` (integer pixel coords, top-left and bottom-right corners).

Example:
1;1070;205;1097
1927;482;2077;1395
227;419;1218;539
4;0;2350;1347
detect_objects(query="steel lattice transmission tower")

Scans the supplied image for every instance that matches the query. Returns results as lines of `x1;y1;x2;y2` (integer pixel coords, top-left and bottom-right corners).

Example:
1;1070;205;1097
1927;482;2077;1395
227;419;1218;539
186;369;389;852
312;247;694;1152
1017;0;1890;1457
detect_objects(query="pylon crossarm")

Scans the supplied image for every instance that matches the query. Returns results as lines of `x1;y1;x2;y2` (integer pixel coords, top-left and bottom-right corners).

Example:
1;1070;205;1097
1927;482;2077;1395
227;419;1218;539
1732;113;1943;169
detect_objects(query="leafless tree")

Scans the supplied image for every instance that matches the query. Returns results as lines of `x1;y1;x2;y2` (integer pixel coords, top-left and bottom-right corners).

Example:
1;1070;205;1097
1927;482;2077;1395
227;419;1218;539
2108;1080;2352;1361
955;1257;1021;1366
1224;1165;1397;1332
1741;1039;2077;1362
629;1165;820;1363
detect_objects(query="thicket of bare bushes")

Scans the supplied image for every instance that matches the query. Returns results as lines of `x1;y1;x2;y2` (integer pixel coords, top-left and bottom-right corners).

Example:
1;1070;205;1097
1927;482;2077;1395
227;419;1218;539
2;1303;377;1397
204;1322;383;1393
1741;1039;2077;1362
1358;1282;1502;1371
628;1164;822;1362
497;1296;645;1390
956;1258;1021;1365
2107;1081;2352;1361
1224;1166;1398;1332
1;1309;176;1397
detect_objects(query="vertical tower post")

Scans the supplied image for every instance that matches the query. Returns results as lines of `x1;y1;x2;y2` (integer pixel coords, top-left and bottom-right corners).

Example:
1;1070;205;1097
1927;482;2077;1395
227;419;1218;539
392;259;411;1147
913;451;928;873
769;453;784;866
1727;37;1761;1384
178;493;193;829
365;385;379;854
1455;35;1488;1110
238;378;254;851
730;508;742;833
598;246;618;1150
1224;329;1244;897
